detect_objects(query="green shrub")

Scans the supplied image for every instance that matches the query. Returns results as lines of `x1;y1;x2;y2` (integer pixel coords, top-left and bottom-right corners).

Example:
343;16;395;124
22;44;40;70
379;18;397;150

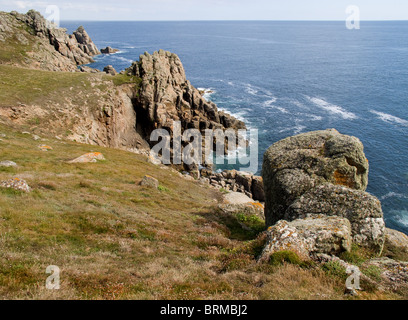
269;250;302;266
322;261;347;280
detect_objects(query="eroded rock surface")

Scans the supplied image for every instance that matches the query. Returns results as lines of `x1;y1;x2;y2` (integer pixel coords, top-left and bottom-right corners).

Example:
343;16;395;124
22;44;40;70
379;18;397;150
262;129;385;256
263;129;369;226
260;215;352;261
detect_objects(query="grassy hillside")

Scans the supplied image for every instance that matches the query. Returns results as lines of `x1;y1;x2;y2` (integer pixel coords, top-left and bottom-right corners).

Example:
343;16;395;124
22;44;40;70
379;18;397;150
0;123;405;300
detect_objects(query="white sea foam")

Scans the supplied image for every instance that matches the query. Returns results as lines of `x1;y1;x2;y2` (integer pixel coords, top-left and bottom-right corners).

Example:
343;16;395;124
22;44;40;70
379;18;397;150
245;84;258;96
380;192;408;201
293;125;306;135
217;107;248;125
370;110;408;126
307;96;357;120
113;56;133;64
307;114;323;121
291;100;309;110
393;211;408;228
197;88;215;101
262;99;288;113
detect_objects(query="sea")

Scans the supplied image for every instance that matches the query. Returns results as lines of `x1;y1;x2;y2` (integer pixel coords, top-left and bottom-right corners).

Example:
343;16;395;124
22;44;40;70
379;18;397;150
61;21;408;235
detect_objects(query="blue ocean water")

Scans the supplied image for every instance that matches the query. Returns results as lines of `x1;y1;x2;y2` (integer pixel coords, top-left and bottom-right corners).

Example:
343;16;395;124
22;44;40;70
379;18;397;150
62;21;408;234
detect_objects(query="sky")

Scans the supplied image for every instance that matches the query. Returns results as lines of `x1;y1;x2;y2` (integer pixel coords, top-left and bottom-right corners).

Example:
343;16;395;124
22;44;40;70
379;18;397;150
0;0;407;21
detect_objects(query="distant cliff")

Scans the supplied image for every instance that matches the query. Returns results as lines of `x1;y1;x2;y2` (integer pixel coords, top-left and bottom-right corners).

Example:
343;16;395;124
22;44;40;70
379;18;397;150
0;10;99;71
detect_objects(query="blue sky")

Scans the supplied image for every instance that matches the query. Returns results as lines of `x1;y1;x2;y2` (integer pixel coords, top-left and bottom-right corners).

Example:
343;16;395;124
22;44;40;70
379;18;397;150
0;0;407;21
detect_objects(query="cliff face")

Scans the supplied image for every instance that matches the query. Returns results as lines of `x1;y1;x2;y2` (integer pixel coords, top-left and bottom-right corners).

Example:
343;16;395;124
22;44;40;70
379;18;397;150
0;10;99;71
127;50;246;140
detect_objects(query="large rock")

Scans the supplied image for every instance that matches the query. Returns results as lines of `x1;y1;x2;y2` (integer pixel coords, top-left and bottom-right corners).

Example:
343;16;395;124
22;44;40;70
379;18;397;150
103;65;117;76
220;192;264;219
260;215;352;261
0;160;17;167
101;46;119;54
139;175;159;189
263;129;369;226
385;228;408;250
126;50;246;142
0;178;31;192
285;184;385;254
73;26;100;57
68;152;105;163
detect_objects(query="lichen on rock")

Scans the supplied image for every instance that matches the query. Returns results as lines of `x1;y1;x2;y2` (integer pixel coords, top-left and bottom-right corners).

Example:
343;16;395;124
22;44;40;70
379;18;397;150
262;129;386;257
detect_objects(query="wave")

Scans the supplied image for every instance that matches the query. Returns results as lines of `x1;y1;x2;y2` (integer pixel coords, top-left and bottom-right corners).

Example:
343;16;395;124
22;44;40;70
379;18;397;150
278;123;306;135
380;192;408;201
306;96;357;120
112;56;134;64
390;210;408;228
263;99;288;113
245;84;259;96
370;110;408;126
217;107;248;124
197;87;215;101
291;100;309;110
227;82;275;99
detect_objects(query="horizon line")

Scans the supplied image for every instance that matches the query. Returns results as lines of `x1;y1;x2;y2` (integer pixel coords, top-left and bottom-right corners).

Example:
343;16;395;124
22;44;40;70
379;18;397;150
59;19;408;22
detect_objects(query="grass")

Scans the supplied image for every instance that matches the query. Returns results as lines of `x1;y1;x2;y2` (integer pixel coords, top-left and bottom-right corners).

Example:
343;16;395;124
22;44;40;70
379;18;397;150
0;64;99;107
0;123;364;300
111;73;142;87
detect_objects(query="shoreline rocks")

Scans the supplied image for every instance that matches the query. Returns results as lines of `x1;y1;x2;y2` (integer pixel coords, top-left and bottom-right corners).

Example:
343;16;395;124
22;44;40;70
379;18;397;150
101;46;119;54
103;65;118;75
126;50;246;153
200;169;265;201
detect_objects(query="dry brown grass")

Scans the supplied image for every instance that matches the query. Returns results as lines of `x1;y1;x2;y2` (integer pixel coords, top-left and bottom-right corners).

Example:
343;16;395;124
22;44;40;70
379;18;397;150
0;123;401;300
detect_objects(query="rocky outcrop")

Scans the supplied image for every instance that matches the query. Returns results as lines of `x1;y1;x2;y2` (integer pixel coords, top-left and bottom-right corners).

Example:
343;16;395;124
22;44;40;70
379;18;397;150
13;10;100;66
126;50;246;142
73;26;100;57
0;10;100;71
260;215;352;261
385;228;408;250
263;129;369;226
103;65;117;75
200;169;265;201
101;46;119;54
262;129;385;255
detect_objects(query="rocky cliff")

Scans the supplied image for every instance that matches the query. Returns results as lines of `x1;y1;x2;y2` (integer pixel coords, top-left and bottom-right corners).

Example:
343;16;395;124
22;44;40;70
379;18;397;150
126;50;245;136
0;10;99;71
0;11;245;168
